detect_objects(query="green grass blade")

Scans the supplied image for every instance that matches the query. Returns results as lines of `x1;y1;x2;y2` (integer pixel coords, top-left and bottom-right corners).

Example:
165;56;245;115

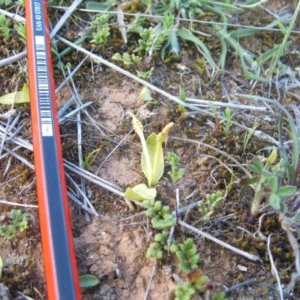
176;28;217;74
268;0;300;77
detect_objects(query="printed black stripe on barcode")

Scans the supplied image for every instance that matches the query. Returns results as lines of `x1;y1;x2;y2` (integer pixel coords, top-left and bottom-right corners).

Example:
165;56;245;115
35;35;53;137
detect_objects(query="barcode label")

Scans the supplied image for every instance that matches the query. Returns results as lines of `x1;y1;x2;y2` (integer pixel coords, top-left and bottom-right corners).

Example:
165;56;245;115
35;35;53;137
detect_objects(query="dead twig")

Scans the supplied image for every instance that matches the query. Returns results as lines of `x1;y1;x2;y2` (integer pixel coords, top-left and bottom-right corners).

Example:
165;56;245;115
144;259;157;300
225;278;257;295
172;136;252;178
267;234;284;300
0;199;38;208
179;220;262;262
281;218;300;294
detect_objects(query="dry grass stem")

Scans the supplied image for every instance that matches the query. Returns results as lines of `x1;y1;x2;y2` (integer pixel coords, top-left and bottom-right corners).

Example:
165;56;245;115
50;0;83;39
267;234;284;300
63;160;125;198
179;220;262;262
186;98;267;111
144;259;157;300
0;200;38;208
172;136;252;177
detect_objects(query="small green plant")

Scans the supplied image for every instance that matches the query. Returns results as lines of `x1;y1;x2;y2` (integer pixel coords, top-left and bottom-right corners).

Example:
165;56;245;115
90;14;110;47
82;147;101;169
243;119;259;152
14;23;26;44
167;152;185;184
0;0;13;6
112;52;142;66
171;238;200;273
198;191;223;221
136;67;154;80
138;27;163;53
170;238;225;300
79;274;101;288
128;14;178;60
248;149;296;215
112;52;154;80
144;199;176;231
125;113;174;201
220;107;234;136
178;86;186;102
175;283;197;300
0;209;30;240
0;14;11;42
91;24;110;46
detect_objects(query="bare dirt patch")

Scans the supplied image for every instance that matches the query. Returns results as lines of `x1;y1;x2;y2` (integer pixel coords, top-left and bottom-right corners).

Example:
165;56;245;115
76;219;176;300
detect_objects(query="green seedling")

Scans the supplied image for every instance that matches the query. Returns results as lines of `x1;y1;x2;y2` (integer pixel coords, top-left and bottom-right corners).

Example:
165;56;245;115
178;86;186;102
143;199;221;297
243;119;259;152
91;14;110;26
171;238;199;273
0;209;30;240
220;107;234;136
198;191;223;221
167;152;185;184
127;112;174;188
171;238;223;300
136;67;154;80
175;283;196;300
153;0;240;21
143;199;175;259
82;147;101;169
79;274;101;288
122;116;176;259
90;14;110;47
146;230;169;260
14;23;26;44
268;1;300;78
119;52;133;66
249;150;296;215
91;23;110;47
139;28;158;52
0;0;13;6
0;14;11;42
112;52;142;67
130;14;177;59
125;113;173;201
144;199;176;231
